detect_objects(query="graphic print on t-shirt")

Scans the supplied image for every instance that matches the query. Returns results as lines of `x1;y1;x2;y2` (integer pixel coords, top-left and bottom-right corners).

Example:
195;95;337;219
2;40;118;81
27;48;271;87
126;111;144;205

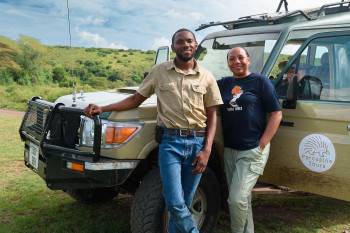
228;85;243;111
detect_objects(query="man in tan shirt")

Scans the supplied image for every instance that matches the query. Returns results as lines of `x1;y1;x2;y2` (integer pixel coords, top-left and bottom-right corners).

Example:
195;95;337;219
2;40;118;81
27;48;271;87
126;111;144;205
85;28;222;233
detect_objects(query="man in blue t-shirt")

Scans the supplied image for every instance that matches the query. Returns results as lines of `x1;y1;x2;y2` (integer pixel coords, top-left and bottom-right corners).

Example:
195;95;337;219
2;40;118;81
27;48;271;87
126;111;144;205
217;47;282;233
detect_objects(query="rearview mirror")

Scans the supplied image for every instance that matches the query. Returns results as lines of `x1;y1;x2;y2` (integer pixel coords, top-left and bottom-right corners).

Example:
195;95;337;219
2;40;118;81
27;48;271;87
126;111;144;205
155;46;170;65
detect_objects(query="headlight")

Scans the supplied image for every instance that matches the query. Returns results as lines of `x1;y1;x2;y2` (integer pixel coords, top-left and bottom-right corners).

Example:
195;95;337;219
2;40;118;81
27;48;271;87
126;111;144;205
79;116;143;148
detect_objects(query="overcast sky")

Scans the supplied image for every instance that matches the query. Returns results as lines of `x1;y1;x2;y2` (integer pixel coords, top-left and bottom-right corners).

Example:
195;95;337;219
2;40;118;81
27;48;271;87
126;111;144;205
0;0;340;50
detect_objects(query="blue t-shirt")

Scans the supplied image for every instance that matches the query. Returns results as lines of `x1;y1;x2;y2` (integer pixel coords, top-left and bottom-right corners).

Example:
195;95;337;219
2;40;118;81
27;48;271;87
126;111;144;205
217;73;281;150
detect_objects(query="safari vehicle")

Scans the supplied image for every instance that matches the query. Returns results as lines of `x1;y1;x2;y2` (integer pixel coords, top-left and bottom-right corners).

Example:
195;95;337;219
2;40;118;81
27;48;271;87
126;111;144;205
19;1;350;232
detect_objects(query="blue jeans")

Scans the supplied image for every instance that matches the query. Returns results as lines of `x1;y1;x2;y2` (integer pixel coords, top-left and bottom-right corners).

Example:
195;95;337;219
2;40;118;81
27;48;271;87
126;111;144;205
158;131;204;233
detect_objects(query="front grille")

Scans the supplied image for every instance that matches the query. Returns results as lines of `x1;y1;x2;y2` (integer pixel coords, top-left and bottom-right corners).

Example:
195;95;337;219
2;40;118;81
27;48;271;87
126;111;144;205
21;99;53;142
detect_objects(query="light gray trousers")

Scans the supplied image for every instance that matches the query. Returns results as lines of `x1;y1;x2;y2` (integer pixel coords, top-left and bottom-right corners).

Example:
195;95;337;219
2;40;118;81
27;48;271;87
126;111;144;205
223;144;270;233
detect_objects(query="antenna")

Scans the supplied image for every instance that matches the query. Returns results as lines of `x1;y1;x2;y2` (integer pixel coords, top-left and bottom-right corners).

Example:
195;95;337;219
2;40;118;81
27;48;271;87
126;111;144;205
66;0;72;48
276;0;289;13
66;0;77;107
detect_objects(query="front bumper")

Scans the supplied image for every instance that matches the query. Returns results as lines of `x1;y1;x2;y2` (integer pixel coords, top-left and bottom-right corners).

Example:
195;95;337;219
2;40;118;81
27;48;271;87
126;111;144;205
20;97;139;190
24;140;139;190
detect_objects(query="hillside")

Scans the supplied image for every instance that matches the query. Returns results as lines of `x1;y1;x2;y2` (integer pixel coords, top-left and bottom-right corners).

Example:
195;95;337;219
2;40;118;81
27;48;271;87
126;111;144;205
0;35;157;110
0;35;156;87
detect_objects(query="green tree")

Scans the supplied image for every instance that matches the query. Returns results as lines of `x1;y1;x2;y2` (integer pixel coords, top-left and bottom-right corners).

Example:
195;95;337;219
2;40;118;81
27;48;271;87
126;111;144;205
12;36;45;85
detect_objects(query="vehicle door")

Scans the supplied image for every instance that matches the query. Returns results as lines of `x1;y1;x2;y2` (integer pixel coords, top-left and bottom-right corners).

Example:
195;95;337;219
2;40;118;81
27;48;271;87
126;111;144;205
262;30;350;202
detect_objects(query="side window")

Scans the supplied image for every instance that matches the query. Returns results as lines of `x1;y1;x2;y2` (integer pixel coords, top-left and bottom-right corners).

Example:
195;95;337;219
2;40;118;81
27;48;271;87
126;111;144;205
270;40;303;80
276;34;350;102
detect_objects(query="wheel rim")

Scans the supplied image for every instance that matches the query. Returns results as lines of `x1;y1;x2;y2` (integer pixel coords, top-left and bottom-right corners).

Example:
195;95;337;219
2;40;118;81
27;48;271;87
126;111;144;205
191;188;207;227
162;187;207;232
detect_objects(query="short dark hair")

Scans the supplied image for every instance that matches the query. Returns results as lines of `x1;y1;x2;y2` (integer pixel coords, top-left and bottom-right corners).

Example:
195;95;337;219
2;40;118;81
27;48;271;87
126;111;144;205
171;28;197;44
227;47;250;60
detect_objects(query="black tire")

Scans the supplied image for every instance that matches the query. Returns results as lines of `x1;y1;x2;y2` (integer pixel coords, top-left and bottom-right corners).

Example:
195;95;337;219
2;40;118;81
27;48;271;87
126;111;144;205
67;187;119;204
195;168;221;233
130;168;221;233
131;169;165;233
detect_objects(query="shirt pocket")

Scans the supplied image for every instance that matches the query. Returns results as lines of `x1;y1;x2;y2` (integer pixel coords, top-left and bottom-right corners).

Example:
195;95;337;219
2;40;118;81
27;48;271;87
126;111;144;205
159;82;176;91
190;84;207;107
158;82;177;100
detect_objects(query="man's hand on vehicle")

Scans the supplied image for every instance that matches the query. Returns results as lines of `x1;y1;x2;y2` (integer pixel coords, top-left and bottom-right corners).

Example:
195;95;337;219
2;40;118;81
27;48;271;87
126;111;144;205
84;104;102;118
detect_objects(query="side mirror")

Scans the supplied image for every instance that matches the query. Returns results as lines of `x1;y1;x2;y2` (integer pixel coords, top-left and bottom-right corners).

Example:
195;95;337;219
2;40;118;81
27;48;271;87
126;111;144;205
282;75;298;109
298;75;323;100
155;46;170;65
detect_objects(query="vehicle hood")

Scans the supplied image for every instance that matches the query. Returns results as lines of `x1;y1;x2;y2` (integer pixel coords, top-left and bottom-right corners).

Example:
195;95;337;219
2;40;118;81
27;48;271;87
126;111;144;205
54;88;157;109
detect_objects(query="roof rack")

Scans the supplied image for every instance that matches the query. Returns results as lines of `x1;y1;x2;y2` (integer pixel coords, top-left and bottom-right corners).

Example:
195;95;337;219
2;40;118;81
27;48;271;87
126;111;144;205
317;1;350;16
195;1;350;32
238;13;269;20
195;9;313;31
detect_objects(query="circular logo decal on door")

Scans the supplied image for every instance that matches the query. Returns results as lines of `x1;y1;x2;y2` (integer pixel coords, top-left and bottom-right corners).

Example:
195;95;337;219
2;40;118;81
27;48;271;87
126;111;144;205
298;134;336;173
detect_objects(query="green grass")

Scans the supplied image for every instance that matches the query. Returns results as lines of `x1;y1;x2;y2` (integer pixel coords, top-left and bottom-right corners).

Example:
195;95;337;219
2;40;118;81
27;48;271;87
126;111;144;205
1;113;350;233
0;84;97;111
0;113;130;233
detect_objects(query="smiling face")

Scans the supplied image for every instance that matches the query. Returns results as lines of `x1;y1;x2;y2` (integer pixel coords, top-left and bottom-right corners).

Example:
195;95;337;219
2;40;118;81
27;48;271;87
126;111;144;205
227;47;251;78
171;30;197;62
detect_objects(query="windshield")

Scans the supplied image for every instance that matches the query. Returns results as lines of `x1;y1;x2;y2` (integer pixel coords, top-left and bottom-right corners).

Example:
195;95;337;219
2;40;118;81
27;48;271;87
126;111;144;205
196;33;279;79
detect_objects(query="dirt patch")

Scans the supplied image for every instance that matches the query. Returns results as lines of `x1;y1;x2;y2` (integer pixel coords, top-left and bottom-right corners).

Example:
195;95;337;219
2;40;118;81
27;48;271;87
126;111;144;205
1;160;27;176
0;161;27;188
0;109;24;118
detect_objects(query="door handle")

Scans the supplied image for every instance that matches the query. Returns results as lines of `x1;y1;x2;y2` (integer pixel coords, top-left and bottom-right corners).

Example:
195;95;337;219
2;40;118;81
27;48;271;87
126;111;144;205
280;120;294;127
347;125;350;131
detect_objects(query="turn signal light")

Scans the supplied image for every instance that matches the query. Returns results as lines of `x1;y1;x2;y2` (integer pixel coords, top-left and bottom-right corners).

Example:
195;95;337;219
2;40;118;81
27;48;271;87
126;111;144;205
105;127;138;144
66;162;84;172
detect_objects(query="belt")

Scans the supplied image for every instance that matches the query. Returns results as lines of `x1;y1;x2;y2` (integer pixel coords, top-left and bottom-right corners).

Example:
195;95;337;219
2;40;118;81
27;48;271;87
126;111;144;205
162;128;206;137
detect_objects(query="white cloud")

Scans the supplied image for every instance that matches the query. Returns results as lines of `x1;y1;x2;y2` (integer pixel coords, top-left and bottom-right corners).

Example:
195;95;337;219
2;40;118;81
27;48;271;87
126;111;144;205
78;16;107;26
78;30;128;49
5;8;29;17
108;42;128;50
165;9;203;21
152;37;171;50
165;9;182;19
189;12;203;21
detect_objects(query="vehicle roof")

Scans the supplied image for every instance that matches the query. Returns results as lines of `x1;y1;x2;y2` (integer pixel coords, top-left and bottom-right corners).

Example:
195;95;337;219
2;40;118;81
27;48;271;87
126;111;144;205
202;5;350;41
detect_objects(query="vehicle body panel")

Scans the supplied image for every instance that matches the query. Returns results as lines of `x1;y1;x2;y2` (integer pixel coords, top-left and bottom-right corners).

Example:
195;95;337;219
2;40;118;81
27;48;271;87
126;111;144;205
263;101;350;201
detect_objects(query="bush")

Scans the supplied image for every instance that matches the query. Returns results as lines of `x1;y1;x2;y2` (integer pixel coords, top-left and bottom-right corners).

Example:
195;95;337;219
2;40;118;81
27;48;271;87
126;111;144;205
86;77;108;89
58;76;77;88
52;66;67;83
129;71;142;84
73;67;92;82
0;70;14;85
107;70;121;82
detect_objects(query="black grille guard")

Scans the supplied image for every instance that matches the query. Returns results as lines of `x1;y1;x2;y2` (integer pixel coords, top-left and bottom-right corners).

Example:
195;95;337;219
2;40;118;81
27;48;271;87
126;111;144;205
19;96;102;162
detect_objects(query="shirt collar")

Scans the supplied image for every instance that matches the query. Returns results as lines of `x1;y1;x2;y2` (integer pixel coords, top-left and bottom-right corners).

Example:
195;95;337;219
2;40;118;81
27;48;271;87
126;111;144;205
166;59;201;75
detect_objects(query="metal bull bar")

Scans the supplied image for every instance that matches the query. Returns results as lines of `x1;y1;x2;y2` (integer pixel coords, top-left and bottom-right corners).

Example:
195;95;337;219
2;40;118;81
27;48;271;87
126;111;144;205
19;96;102;162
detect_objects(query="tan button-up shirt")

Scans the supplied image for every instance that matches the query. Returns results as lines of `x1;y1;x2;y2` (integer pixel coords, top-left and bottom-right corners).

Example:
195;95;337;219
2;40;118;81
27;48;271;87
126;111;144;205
137;60;223;129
